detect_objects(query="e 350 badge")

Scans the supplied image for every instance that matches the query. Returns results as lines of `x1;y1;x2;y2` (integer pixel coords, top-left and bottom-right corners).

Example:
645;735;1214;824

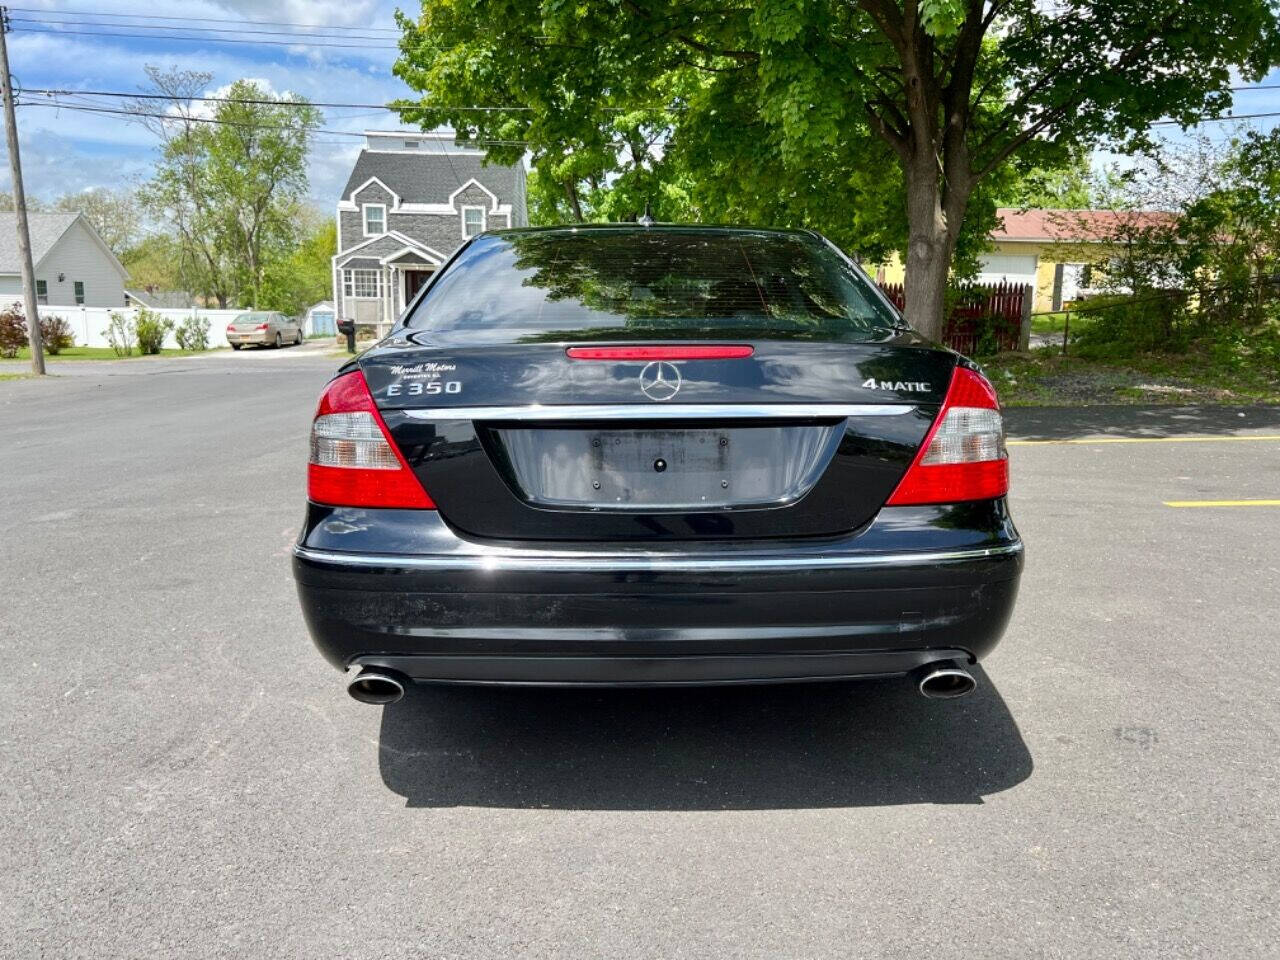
385;361;464;397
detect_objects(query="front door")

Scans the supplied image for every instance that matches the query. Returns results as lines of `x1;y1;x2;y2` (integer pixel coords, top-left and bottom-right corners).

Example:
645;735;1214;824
404;269;432;304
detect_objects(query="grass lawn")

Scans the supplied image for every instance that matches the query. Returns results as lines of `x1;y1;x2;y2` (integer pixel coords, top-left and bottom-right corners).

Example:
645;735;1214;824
981;343;1280;406
0;372;34;381
11;346;217;361
1029;311;1098;339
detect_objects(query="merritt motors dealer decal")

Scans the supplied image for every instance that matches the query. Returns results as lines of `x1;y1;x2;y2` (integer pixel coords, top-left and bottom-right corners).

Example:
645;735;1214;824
385;362;463;397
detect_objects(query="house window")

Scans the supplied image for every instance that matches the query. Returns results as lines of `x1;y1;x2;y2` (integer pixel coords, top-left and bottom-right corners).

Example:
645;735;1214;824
462;206;486;238
343;269;383;299
35;279;48;305
363;204;386;236
74;281;85;305
403;139;419;149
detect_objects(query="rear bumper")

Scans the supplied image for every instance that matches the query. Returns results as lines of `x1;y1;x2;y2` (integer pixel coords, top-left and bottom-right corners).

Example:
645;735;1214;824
292;504;1023;686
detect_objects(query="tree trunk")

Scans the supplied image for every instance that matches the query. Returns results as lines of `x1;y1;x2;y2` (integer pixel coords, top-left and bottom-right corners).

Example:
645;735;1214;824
901;158;952;343
563;180;585;222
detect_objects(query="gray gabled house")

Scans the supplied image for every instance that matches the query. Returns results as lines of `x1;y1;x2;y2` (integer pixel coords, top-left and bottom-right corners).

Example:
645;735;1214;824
0;212;129;308
333;131;528;332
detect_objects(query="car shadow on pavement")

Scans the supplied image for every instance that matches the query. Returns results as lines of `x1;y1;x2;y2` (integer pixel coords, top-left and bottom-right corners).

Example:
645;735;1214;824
1003;404;1280;441
376;667;1031;809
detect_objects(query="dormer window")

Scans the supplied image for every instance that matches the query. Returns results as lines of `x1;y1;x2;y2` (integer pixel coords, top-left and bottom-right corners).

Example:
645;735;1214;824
462;206;486;238
363;203;386;236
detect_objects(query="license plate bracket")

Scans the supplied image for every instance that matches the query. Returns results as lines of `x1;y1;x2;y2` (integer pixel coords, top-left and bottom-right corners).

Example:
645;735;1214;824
494;424;843;511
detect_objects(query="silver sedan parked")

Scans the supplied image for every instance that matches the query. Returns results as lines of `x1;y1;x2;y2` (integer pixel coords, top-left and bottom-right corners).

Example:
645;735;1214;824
226;312;303;349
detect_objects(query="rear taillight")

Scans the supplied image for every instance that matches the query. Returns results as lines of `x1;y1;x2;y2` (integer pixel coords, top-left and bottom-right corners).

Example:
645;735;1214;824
307;370;435;508
886;366;1008;505
256;323;269;331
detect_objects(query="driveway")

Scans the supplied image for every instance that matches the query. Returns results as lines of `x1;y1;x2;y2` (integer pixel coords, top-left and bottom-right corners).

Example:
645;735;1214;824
1;356;1277;958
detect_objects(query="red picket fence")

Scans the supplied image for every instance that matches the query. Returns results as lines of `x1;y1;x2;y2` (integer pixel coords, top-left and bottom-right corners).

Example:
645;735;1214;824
878;281;1027;354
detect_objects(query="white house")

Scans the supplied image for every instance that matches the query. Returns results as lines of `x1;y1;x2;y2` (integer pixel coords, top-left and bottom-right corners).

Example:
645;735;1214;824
333;131;528;334
0;212;129;308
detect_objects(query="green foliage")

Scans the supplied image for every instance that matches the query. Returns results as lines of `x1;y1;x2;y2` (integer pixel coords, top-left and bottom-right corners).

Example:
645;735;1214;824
1073;294;1190;357
38;316;76;355
1063;131;1280;359
103;312;135;357
0;303;26;358
258;212;336;316
120;234;189;294
393;0;1280;339
135;67;321;309
994;151;1105;211
134;308;174;355
174;316;210;351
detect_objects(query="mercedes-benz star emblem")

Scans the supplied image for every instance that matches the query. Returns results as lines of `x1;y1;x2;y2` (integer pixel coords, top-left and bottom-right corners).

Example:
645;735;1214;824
638;361;681;401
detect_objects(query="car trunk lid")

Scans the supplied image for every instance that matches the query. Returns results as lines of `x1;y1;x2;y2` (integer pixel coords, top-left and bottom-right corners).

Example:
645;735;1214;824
361;338;954;541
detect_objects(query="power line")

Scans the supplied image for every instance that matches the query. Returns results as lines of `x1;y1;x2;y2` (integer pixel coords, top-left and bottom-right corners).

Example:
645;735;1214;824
17;85;1280;128
4;6;402;33
8;16;402;42
1150;110;1280;126
17;100;368;138
12;26;400;50
17;87;546;113
16;99;558;147
21;98;659;150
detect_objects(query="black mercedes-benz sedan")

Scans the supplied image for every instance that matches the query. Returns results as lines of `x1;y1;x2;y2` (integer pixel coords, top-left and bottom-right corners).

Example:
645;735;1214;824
293;225;1022;704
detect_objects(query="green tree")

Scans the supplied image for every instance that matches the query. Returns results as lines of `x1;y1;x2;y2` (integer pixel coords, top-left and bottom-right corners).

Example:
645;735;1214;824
995;151;1097;211
120;234;188;293
132;67;321;307
53;187;141;255
260;208;336;316
393;0;1279;340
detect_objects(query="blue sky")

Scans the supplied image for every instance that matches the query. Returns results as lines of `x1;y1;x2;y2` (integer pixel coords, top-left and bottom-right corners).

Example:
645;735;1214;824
3;1;1280;214
2;0;416;208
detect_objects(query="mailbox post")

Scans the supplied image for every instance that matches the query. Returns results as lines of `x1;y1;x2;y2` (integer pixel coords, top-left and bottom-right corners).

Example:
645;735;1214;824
337;318;356;354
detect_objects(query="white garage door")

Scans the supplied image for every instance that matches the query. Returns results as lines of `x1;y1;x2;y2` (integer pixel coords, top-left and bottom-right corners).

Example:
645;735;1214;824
976;253;1037;286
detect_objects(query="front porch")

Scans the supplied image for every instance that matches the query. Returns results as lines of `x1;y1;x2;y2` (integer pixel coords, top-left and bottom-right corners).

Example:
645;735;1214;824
335;236;445;338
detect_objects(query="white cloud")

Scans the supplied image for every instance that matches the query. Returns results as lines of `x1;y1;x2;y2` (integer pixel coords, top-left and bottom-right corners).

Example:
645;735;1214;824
3;3;420;204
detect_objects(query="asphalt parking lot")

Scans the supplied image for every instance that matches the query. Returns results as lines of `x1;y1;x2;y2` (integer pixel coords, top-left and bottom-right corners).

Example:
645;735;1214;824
2;355;1278;959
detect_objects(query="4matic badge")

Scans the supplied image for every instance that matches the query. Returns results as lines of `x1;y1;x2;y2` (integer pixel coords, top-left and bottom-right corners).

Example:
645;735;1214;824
862;377;931;392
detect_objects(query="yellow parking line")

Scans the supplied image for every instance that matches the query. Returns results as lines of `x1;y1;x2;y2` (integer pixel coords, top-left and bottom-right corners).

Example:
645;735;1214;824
1009;435;1280;446
1163;499;1280;508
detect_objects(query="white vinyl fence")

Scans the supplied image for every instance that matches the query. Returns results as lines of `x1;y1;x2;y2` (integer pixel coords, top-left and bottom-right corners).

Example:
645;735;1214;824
38;306;248;350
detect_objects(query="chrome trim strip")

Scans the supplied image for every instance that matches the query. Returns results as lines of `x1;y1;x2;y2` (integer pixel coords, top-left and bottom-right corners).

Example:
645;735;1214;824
398;403;914;422
293;541;1022;574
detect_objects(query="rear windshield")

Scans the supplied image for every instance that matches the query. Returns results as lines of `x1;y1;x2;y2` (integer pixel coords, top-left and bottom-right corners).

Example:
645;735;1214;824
235;312;272;323
403;229;901;344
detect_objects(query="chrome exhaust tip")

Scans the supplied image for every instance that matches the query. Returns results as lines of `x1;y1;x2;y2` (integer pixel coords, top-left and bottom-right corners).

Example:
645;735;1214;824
346;669;407;705
917;660;977;700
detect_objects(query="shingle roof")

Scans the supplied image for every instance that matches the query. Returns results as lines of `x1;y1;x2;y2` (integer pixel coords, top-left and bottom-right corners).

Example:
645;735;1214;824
993;207;1178;243
0;212;80;272
340;150;521;205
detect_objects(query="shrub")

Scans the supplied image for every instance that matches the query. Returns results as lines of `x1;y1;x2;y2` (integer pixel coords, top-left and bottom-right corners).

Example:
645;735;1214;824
103;311;135;357
134;308;174;355
39;316;76;355
1074;293;1190;358
0;303;26;358
175;315;210;351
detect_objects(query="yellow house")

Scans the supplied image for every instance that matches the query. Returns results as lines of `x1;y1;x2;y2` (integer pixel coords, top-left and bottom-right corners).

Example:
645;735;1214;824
874;208;1174;312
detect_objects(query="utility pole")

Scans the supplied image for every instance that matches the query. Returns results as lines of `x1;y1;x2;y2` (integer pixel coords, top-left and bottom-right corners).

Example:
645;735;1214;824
0;7;44;374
